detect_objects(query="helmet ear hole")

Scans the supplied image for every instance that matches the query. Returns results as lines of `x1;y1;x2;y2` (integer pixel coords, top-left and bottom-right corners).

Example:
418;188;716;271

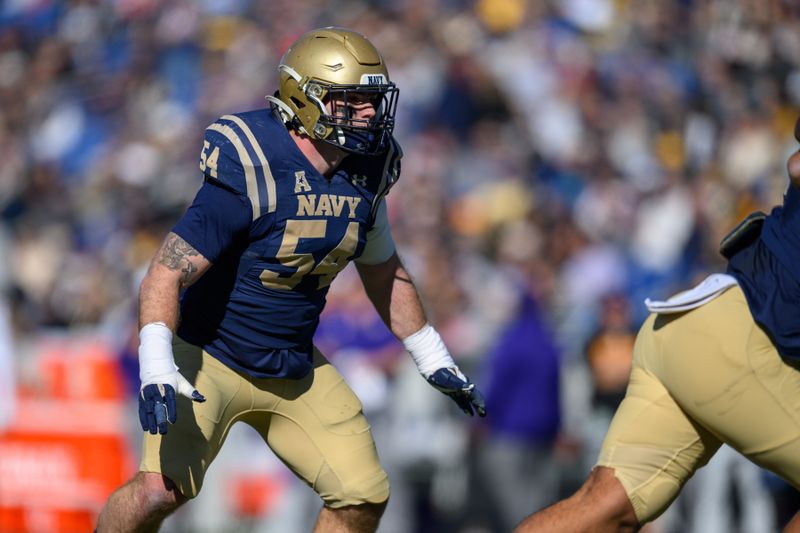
290;96;306;109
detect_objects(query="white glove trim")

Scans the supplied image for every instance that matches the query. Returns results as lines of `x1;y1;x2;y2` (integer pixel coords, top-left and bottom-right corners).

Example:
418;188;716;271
402;323;456;378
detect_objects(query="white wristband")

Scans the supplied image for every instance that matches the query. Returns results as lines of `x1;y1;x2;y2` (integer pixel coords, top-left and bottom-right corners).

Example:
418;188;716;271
138;322;177;387
402;324;455;378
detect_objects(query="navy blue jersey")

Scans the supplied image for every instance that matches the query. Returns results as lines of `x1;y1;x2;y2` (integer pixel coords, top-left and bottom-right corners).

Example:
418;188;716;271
173;109;399;379
727;184;800;360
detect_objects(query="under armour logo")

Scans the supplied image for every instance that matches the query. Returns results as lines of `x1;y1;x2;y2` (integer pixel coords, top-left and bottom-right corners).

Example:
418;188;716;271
351;174;368;187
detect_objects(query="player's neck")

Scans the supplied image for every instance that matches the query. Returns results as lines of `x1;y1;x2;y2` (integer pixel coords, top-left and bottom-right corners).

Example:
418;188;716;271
290;130;347;178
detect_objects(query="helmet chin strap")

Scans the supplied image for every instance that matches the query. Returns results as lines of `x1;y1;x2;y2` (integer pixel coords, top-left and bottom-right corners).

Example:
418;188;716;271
336;127;379;153
335;126;346;146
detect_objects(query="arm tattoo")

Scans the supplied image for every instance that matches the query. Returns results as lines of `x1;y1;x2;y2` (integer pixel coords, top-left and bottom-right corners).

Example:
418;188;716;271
157;234;201;286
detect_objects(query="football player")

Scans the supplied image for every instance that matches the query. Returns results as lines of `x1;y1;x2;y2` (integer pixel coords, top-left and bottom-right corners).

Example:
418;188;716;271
514;119;800;532
96;27;485;533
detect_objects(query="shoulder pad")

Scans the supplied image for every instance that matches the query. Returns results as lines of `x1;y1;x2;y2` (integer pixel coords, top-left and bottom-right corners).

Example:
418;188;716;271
383;136;402;189
366;137;402;220
719;210;766;259
200;115;277;220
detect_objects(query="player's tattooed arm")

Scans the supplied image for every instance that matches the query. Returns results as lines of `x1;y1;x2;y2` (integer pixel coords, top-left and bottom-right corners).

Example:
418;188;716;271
138;232;212;330
156;232;208;289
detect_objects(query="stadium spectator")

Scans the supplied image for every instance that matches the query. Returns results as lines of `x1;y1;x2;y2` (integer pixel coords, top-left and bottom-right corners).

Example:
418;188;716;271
476;282;562;532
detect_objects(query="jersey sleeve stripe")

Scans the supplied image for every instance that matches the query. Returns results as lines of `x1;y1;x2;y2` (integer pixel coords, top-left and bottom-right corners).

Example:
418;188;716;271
206;122;263;220
221;114;277;214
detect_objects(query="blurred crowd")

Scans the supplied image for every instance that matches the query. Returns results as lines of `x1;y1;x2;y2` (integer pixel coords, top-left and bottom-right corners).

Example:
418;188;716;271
2;0;800;531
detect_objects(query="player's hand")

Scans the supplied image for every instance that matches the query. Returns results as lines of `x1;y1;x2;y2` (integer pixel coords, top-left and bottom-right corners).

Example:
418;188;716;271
427;367;487;417
139;373;205;435
138;322;205;435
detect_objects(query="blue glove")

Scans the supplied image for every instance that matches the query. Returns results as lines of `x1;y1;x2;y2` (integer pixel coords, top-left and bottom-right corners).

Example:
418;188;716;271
427;367;487;417
139;383;176;435
138;379;205;435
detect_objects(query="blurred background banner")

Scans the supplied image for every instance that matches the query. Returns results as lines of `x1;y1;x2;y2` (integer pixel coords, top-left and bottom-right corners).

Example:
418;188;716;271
1;0;799;532
0;336;134;532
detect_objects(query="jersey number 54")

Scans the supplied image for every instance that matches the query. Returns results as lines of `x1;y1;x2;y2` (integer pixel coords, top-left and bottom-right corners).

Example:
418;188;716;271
260;220;359;290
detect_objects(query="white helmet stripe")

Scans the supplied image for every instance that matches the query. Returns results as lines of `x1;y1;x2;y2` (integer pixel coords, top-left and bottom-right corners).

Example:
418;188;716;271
278;64;302;81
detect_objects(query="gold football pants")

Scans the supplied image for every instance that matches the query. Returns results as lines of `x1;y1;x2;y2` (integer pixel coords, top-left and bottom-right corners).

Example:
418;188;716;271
140;339;389;507
597;286;800;522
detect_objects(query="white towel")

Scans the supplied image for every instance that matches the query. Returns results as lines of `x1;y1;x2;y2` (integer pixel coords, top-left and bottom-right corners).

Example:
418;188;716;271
644;273;739;314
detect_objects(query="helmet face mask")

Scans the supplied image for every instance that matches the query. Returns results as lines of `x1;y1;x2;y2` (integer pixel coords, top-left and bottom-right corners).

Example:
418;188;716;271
319;83;398;154
266;27;399;155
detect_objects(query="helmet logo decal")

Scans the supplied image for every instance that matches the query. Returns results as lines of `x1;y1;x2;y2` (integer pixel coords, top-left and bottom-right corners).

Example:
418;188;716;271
361;74;386;85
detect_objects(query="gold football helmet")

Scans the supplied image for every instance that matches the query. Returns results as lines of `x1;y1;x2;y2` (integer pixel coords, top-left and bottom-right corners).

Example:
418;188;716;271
266;27;399;155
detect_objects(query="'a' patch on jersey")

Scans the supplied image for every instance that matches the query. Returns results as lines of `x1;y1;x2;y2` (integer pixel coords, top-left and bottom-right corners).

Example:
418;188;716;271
294;171;311;193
